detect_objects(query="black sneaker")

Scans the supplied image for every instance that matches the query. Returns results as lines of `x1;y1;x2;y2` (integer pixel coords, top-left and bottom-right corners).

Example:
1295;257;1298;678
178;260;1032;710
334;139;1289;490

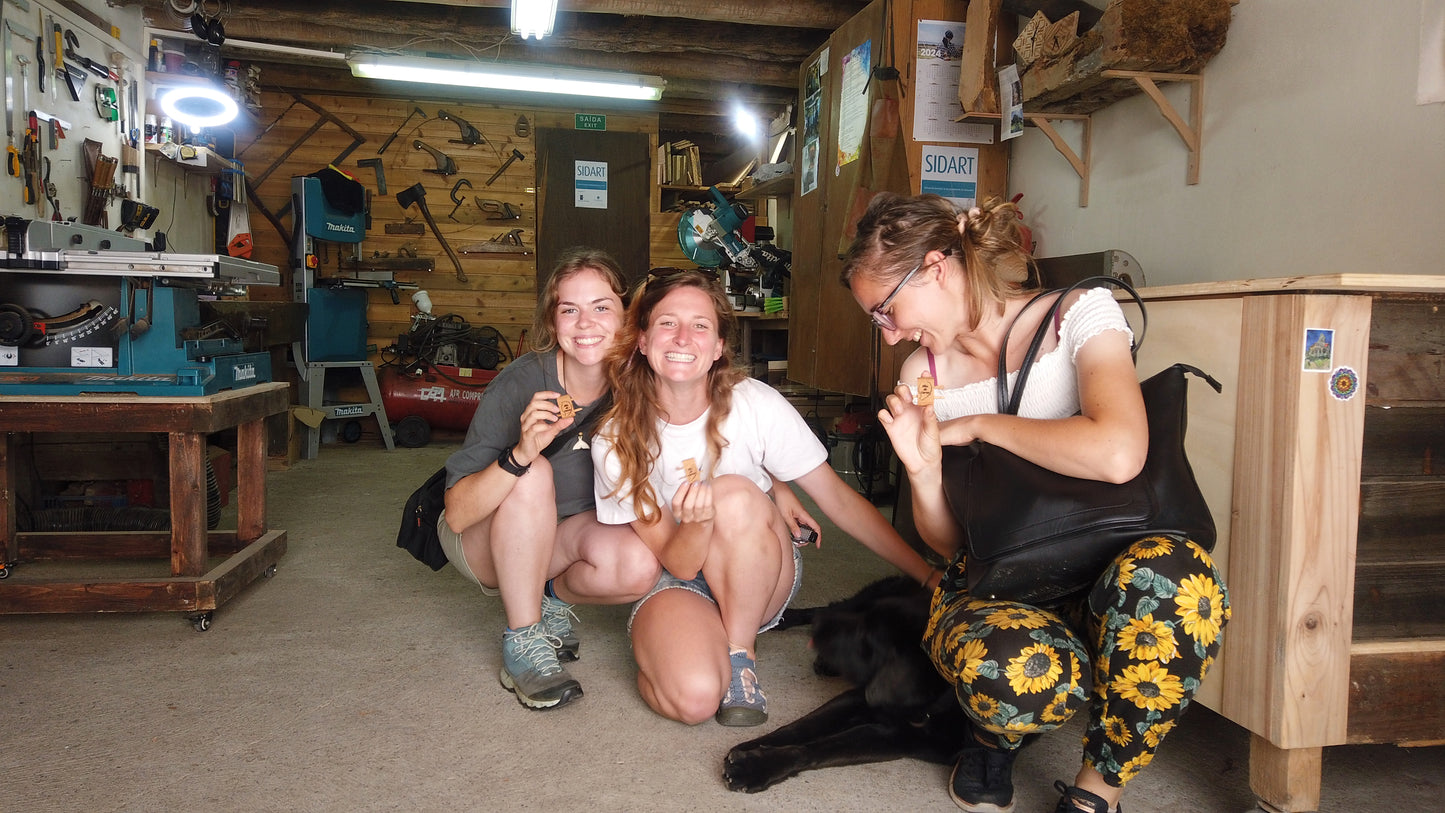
948;744;1017;813
1053;780;1119;813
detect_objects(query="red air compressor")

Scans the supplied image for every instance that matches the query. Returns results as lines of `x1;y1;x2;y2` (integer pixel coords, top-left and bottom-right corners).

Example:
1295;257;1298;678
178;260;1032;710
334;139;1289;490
380;364;499;447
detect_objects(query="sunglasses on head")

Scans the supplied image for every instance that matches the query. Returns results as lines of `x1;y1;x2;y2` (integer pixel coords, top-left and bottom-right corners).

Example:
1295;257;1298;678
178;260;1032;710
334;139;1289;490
645;266;721;289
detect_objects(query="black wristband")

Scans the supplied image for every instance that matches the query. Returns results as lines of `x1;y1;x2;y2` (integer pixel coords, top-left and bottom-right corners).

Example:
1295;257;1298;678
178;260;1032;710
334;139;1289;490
497;445;531;477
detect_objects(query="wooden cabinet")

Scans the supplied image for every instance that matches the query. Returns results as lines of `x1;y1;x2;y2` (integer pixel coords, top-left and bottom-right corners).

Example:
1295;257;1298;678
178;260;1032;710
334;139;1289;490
1124;275;1445;813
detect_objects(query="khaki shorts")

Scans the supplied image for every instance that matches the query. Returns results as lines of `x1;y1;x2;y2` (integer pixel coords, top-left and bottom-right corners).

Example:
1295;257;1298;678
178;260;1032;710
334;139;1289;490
436;509;500;596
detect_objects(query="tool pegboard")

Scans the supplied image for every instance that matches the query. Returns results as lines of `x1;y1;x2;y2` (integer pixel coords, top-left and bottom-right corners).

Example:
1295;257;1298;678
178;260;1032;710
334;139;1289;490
1;0;145;230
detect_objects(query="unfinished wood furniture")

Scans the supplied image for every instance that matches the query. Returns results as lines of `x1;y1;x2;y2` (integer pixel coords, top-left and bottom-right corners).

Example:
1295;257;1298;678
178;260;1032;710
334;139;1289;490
0;382;289;630
1121;275;1445;813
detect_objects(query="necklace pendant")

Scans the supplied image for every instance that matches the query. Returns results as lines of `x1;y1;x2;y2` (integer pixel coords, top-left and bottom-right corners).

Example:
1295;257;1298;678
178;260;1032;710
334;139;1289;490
572;434;589;450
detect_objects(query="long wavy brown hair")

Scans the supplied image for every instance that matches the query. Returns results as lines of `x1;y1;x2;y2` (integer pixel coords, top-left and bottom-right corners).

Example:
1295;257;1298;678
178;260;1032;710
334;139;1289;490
840;193;1036;331
598;269;746;522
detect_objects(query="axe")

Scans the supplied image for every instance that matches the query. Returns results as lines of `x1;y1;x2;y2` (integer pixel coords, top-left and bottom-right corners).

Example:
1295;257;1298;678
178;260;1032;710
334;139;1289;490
396;183;467;283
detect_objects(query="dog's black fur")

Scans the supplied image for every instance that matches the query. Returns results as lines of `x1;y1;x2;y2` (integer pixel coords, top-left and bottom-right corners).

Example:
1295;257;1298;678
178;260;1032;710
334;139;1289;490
723;575;970;793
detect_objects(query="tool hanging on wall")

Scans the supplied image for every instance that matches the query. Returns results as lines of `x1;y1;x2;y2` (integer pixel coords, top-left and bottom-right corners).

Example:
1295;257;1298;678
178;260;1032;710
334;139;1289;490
446;178;472;221
396;183;467;283
64;29;118;81
377;105;424;155
459;229;531;255
52;19;78;101
435;109;485;146
356;157;385;194
485;148;525;186
476;198;521;220
412;139;457;176
514;115;530;138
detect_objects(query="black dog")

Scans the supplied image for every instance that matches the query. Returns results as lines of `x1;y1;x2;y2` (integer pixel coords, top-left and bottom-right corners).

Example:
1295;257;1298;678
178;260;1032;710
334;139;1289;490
723;575;970;793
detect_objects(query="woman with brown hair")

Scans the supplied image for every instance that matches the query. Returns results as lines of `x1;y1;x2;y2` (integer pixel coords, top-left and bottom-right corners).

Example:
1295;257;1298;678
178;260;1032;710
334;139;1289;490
841;193;1229;813
441;247;660;712
591;268;936;727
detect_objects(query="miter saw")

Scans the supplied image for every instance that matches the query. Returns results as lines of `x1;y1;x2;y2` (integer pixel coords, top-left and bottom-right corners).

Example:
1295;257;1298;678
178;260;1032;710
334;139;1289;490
677;187;792;306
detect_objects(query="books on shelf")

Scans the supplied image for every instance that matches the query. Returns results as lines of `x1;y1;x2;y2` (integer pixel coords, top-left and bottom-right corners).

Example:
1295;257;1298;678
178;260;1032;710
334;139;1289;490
658;139;701;186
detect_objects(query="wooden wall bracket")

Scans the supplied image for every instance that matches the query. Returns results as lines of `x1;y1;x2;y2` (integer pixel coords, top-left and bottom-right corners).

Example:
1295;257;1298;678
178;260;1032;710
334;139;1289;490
1101;69;1204;185
1023;112;1092;207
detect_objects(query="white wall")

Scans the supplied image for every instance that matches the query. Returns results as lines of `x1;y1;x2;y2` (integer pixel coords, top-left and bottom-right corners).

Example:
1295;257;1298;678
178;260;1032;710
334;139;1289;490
1009;1;1445;284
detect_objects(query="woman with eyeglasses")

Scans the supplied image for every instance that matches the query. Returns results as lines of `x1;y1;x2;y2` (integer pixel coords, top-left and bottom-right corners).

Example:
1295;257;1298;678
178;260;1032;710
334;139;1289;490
591;268;936;727
440;248;661;712
841;194;1229;813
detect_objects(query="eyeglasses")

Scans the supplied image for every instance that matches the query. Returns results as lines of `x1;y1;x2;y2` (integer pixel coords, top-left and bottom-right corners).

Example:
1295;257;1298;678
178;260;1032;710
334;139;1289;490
868;250;951;331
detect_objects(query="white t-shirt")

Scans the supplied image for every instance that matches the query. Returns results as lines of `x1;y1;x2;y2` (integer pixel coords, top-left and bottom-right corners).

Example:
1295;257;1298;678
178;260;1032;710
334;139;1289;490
592;378;829;525
909;286;1134;421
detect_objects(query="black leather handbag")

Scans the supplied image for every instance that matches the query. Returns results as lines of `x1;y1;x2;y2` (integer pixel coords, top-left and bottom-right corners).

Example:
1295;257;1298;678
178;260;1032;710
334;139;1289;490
941;276;1220;605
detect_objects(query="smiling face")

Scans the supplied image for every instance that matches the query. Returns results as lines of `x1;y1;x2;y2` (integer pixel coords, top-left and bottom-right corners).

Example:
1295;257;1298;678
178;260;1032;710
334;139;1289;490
638;285;725;385
554;267;624;367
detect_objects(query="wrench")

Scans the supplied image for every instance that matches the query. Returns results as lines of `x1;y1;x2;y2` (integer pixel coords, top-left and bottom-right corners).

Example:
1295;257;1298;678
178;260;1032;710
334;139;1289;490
485;148;524;186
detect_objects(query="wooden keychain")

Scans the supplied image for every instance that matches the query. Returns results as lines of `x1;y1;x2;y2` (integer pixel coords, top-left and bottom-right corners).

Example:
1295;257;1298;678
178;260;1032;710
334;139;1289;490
682;458;701;483
557;394;576;418
916;373;935;407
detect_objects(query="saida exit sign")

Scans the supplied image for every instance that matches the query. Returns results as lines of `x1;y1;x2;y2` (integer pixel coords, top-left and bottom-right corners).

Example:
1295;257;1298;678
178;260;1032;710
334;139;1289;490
575;114;607;131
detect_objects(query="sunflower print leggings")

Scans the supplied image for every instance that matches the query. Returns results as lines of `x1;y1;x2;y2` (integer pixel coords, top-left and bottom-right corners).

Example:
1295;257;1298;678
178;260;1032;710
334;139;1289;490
924;534;1230;788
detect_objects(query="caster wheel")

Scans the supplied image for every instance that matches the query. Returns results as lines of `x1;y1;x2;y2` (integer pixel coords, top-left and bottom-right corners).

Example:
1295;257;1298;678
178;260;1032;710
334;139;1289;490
0;564;9;579
395;415;431;448
263;564;277;578
341;420;363;443
190;612;213;632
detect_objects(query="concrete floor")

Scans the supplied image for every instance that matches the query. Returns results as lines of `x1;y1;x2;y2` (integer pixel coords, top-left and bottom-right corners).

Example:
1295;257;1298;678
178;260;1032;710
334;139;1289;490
4;442;1442;812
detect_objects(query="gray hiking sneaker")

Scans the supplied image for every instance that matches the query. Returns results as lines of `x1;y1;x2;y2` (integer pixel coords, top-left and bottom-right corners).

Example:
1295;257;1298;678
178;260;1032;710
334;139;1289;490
499;623;582;710
715;647;767;726
541;594;580;662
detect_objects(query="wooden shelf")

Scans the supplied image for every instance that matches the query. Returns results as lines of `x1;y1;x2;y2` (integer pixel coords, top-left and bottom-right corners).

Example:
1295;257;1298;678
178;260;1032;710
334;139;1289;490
734;174;795;200
145;143;242;176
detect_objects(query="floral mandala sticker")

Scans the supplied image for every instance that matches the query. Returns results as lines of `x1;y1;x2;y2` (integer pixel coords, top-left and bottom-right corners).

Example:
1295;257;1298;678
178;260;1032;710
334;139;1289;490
1329;366;1359;401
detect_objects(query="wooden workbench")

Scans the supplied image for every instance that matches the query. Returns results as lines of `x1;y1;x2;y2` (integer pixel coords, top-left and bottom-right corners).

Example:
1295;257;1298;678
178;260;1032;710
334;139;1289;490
0;382;289;629
1120;275;1445;812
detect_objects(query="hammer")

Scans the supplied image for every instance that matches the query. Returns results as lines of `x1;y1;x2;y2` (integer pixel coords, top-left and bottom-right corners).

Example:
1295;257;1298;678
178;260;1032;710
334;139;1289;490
396;183;467;283
485;148;525;186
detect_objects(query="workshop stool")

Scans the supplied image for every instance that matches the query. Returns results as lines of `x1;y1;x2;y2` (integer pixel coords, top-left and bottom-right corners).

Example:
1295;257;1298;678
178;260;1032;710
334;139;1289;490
297;359;395;459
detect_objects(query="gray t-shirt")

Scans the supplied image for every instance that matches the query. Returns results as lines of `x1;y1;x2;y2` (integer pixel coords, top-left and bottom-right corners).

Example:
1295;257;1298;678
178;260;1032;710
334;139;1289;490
444;350;604;519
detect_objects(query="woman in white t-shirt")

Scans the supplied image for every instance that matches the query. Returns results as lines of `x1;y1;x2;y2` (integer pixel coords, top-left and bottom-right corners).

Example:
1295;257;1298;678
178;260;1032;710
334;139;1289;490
592;268;936;728
841;193;1229;813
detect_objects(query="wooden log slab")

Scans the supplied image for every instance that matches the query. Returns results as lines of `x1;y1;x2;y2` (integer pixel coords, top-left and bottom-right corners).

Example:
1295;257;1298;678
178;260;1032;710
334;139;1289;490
1020;0;1232;114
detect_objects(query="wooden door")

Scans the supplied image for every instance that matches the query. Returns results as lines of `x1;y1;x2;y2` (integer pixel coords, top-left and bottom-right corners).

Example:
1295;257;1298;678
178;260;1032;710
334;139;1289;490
536;129;652;288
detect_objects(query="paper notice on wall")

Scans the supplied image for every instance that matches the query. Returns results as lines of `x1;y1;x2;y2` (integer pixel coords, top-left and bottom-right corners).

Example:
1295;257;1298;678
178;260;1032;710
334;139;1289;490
575;160;607;209
802;52;825;196
1421;0;1445;104
919;145;979;209
913;20;995;144
999;64;1024;141
836;40;871;169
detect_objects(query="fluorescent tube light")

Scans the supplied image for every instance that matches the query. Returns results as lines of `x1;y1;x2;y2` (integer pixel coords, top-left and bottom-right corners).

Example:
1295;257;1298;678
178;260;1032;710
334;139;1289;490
512;0;559;41
347;54;665;101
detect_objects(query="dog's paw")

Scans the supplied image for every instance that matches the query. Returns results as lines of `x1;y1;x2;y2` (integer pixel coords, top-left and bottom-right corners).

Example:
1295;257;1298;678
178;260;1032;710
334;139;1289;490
723;745;799;793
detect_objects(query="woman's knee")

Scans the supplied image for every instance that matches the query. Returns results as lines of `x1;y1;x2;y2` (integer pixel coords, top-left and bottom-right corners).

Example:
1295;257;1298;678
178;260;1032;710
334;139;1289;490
495;456;557;515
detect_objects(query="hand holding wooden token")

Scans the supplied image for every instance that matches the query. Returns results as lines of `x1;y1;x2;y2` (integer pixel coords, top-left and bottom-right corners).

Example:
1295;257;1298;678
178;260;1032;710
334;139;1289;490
557;395;576;418
916;373;935;406
682;458;701;483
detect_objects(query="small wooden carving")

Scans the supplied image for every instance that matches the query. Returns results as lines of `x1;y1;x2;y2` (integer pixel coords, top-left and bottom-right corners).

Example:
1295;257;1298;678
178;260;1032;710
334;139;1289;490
1013;11;1049;68
1040;10;1080;58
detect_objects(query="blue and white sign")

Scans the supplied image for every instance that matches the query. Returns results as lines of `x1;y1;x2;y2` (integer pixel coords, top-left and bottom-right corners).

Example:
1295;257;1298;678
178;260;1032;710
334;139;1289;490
920;145;979;209
575;160;608;209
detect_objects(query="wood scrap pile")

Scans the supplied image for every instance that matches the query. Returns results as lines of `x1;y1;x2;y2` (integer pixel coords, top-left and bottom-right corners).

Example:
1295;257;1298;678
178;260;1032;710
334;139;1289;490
1013;0;1232;114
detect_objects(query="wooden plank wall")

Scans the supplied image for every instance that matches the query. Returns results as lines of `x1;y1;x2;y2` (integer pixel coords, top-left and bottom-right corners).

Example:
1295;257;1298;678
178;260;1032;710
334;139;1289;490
236;91;656;361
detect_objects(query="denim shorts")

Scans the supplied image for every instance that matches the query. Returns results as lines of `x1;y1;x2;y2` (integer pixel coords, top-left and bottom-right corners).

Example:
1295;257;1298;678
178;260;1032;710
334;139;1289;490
627;545;802;635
